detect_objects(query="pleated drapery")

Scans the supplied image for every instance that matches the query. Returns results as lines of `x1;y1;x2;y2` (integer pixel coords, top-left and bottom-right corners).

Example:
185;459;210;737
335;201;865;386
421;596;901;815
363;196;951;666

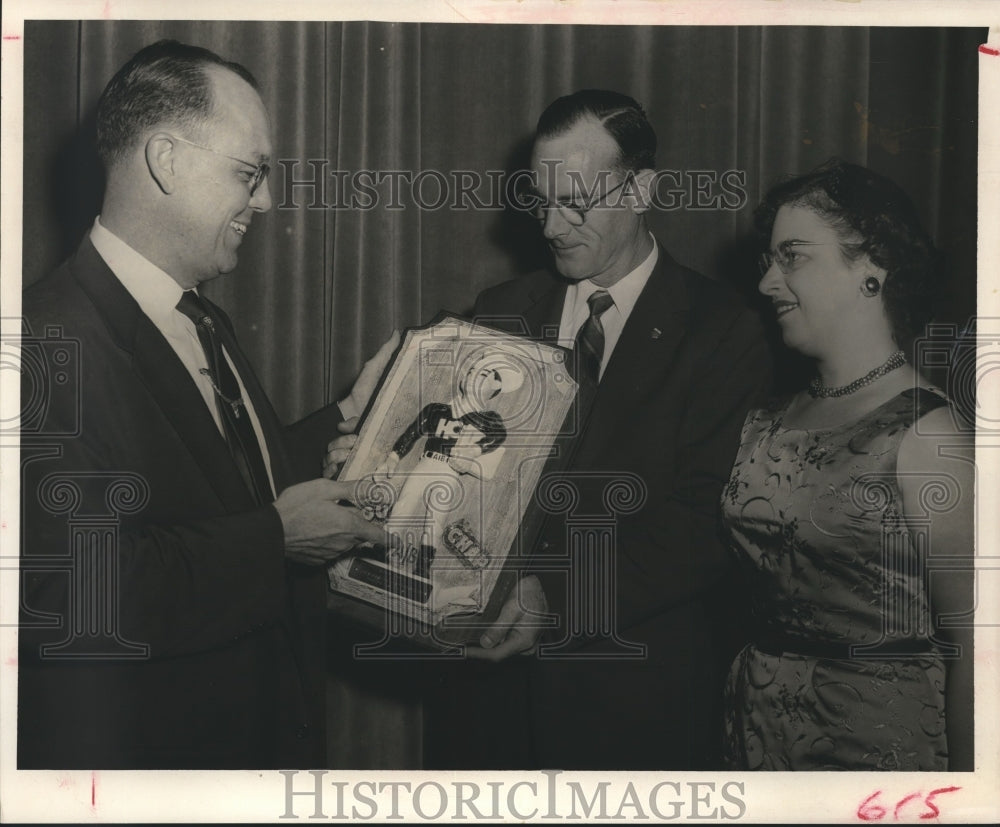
22;21;981;768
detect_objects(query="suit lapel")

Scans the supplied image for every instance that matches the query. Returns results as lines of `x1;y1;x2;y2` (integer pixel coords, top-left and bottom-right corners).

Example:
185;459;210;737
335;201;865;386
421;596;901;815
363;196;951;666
587;247;690;433
70;239;258;511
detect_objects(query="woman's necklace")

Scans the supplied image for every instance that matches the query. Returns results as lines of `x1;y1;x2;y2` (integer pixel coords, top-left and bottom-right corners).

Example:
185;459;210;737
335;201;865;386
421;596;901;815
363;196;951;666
808;350;906;399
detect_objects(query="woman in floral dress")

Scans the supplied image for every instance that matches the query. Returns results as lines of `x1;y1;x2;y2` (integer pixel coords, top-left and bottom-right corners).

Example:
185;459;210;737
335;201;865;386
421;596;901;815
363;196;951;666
722;160;973;771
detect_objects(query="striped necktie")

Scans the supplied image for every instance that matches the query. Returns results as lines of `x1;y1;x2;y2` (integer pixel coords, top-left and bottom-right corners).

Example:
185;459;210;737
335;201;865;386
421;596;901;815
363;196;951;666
176;291;273;504
574;289;615;384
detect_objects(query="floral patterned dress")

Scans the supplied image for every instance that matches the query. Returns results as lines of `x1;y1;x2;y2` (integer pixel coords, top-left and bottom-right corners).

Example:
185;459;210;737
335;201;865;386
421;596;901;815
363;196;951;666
721;389;952;771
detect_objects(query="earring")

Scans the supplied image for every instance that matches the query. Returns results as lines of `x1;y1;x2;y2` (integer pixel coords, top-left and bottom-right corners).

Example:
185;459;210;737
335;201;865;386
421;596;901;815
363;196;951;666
861;276;881;297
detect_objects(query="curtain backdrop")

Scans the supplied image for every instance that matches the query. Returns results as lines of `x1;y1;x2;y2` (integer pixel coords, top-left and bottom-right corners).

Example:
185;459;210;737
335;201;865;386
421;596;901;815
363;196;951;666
22;21;982;768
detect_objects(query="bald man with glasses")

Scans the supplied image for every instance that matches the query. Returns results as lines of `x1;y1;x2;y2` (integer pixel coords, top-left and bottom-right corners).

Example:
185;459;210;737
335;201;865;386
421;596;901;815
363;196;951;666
18;40;392;769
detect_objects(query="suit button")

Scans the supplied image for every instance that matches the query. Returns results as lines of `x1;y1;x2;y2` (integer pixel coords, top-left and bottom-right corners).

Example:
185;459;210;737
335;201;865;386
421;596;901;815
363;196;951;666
539;540;552;551
296;725;310;740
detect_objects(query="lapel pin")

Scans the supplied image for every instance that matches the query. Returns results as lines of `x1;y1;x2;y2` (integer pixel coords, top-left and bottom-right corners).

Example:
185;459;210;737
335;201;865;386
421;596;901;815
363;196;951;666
651;327;662;340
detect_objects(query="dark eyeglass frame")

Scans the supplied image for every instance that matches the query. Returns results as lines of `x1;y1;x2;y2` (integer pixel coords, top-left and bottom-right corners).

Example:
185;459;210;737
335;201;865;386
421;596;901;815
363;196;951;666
517;178;630;226
167;133;271;196
758;240;830;276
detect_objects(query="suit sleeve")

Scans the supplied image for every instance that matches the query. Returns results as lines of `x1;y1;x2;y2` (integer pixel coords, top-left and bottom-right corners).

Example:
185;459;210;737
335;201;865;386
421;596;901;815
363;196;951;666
18;311;308;661
281;402;345;482
20;414;291;661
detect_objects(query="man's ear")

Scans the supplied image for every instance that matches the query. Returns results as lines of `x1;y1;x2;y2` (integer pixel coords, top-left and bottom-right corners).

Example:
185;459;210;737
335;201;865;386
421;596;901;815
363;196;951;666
627;168;656;215
145;133;178;195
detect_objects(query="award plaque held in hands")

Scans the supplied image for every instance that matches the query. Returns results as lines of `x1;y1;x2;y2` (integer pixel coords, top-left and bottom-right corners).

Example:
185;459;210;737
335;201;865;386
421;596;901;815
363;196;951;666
327;315;577;647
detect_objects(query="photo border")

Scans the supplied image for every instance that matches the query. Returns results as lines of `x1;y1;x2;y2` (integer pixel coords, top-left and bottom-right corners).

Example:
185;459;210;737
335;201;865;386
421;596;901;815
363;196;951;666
2;1;997;823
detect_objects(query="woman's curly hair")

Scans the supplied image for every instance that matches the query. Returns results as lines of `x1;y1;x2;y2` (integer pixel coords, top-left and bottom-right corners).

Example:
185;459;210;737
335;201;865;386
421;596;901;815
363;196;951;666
755;159;943;345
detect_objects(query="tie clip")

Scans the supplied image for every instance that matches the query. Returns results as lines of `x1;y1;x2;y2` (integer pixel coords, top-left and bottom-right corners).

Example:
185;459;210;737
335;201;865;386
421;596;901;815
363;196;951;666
199;368;245;418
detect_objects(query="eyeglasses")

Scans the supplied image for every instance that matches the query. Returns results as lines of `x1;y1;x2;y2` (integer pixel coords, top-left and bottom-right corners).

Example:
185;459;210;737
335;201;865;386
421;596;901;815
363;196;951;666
516;179;630;226
168;133;270;196
758;241;830;276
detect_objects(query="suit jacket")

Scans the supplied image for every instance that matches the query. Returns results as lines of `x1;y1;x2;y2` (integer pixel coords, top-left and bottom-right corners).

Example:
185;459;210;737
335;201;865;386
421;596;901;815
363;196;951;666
18;237;342;769
427;245;772;770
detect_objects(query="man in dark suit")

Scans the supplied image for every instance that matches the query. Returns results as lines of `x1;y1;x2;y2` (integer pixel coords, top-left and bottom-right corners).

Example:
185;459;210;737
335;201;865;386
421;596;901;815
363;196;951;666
18;40;387;769
425;90;772;769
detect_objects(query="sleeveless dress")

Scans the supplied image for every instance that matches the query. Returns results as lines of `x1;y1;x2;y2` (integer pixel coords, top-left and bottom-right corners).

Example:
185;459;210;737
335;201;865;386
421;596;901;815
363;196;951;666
721;389;952;771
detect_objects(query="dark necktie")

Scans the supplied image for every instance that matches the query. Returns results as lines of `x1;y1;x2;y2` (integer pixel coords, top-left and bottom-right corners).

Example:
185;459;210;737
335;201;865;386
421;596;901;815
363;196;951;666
574;289;615;384
176;291;273;504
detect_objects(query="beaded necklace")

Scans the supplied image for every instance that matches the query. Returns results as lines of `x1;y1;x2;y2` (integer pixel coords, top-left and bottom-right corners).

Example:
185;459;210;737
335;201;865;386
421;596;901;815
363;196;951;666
808;350;906;399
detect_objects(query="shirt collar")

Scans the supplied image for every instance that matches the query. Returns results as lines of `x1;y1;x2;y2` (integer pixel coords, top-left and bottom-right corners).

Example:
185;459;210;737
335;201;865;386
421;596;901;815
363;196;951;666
575;233;659;315
90;216;186;325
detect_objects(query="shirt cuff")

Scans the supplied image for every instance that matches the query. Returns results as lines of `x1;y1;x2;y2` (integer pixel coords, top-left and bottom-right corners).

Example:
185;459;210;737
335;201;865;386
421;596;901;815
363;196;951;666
338;397;358;421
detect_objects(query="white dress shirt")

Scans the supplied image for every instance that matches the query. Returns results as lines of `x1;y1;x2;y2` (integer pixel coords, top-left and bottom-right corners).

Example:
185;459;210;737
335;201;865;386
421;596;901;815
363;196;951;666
90;217;276;496
557;235;659;380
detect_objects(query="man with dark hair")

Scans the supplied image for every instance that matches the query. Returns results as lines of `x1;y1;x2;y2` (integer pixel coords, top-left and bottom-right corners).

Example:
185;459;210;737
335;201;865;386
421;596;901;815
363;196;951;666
19;40;388;769
535;88;657;172
426;89;772;769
